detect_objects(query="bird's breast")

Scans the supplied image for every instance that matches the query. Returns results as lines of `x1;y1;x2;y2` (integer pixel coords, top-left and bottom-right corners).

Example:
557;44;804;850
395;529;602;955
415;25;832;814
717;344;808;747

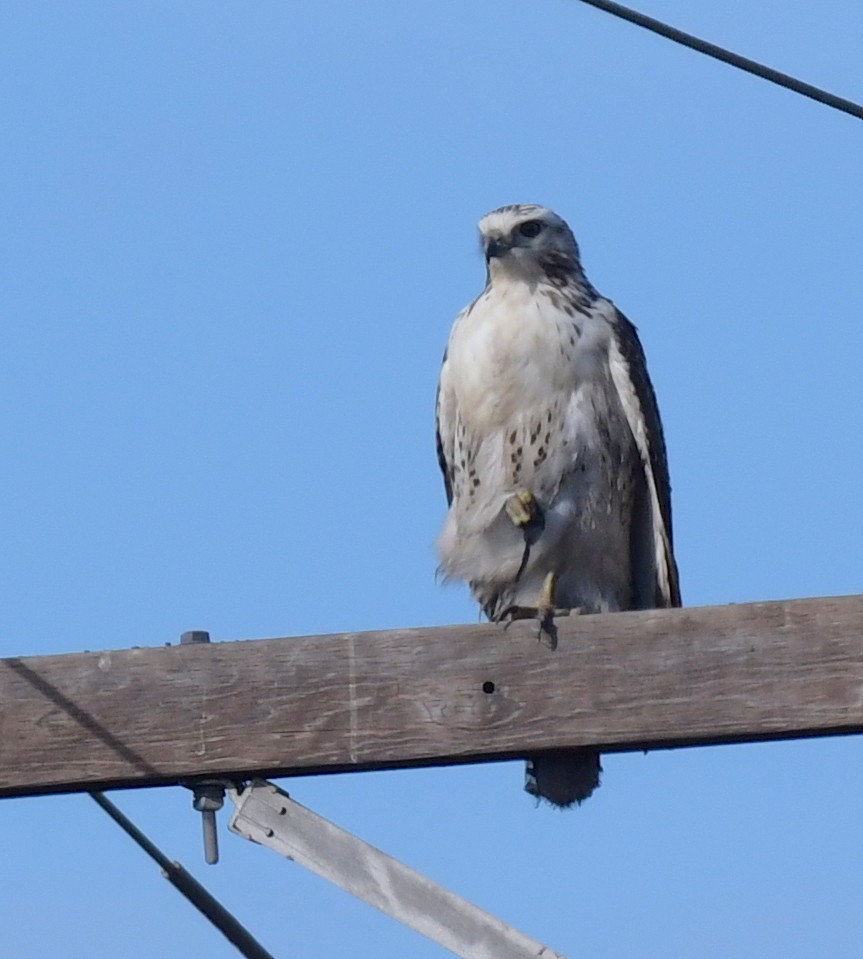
447;283;608;432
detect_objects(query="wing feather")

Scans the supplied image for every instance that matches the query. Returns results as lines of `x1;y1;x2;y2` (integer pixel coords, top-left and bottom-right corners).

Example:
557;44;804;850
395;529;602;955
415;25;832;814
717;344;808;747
608;308;681;608
435;349;454;506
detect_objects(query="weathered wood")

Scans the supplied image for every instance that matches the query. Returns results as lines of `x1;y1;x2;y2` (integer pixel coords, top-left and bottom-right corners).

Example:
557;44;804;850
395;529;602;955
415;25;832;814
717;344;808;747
2;595;863;798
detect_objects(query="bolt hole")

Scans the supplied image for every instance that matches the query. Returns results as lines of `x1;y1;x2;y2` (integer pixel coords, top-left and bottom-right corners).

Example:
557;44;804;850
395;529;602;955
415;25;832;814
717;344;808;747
482;680;495;694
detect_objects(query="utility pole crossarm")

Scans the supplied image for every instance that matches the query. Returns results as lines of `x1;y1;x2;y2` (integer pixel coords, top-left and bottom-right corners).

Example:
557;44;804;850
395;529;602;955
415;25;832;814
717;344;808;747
3;594;863;798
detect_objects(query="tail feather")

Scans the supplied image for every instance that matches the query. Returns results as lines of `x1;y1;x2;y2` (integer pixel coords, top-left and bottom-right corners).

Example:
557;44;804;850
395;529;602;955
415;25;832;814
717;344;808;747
525;748;601;808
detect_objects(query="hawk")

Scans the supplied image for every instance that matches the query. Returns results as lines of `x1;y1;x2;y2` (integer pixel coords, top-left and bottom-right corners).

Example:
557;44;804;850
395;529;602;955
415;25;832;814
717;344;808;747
435;204;681;807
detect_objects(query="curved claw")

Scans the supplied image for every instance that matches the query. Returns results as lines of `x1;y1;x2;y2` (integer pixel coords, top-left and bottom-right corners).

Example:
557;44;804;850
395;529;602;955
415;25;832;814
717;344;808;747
499;574;581;650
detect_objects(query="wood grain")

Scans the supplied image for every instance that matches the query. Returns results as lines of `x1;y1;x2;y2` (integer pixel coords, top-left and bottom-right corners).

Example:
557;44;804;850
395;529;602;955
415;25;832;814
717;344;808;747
3;595;863;797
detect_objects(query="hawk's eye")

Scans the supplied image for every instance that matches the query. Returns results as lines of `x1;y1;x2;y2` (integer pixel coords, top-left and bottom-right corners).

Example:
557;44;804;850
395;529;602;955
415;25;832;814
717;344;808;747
518;220;544;239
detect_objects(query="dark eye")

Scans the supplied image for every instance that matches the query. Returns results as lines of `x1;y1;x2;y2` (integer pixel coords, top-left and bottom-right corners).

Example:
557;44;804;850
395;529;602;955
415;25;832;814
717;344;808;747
518;220;544;239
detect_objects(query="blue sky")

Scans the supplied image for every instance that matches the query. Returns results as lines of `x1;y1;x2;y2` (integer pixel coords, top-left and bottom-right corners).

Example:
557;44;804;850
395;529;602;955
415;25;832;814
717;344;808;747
2;2;862;957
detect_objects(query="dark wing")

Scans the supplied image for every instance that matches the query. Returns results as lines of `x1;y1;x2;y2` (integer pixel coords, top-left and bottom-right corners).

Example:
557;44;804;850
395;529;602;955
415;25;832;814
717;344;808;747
609;308;681;608
435;349;454;506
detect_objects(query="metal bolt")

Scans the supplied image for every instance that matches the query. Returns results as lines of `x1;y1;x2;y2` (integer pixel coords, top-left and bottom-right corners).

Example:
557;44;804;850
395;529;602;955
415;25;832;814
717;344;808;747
192;782;226;865
180;630;221;863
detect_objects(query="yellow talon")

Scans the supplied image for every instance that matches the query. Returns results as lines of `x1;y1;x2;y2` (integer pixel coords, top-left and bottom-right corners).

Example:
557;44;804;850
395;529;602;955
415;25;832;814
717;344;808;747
537;572;573;649
539;571;556;610
498;572;576;650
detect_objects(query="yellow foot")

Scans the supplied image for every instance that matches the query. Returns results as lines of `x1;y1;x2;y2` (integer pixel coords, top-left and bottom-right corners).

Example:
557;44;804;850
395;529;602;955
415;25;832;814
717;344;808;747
504;490;542;529
537;571;556;618
537;571;562;648
500;574;579;651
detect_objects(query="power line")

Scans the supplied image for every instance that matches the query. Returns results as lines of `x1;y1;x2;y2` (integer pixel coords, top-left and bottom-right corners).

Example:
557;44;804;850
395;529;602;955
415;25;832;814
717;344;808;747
90;792;276;959
575;0;863;122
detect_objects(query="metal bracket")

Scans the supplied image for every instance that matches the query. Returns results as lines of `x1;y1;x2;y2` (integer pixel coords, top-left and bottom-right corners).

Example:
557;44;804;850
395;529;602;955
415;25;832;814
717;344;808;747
228;780;569;959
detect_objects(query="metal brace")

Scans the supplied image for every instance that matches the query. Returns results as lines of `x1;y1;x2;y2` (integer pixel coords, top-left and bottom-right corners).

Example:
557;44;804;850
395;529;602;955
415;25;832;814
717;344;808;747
228;779;570;959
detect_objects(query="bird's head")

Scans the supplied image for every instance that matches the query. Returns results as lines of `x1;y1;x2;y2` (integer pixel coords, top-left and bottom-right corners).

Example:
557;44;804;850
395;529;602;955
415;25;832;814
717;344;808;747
478;204;583;284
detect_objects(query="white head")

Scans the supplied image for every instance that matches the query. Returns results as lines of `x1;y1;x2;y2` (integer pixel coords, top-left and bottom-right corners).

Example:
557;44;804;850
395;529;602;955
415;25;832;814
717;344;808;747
477;204;585;286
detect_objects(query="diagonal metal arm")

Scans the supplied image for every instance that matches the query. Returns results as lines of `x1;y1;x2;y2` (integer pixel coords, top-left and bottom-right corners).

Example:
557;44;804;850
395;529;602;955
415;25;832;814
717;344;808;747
228;781;568;959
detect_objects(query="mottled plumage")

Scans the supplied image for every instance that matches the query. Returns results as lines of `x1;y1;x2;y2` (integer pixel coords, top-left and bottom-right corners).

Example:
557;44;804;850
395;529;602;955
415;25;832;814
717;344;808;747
435;204;680;807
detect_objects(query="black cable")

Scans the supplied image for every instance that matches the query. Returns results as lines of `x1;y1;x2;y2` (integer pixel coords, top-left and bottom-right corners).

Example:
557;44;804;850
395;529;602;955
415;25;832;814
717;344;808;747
575;0;863;121
90;792;277;959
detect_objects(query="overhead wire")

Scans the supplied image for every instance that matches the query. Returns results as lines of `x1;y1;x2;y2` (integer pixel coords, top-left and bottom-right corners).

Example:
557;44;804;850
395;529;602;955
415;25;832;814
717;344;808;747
90;792;277;959
575;0;863;122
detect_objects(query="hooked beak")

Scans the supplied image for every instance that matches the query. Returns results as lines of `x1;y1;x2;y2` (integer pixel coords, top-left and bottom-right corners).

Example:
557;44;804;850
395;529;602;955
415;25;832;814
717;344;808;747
485;236;511;260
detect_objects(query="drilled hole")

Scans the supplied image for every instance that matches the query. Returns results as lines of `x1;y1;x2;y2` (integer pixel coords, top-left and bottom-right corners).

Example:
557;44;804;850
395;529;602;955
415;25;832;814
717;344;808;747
482;680;495;694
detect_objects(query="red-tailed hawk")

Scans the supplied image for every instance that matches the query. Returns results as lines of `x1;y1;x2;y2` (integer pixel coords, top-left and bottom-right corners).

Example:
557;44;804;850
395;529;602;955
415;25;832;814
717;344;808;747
436;204;680;807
